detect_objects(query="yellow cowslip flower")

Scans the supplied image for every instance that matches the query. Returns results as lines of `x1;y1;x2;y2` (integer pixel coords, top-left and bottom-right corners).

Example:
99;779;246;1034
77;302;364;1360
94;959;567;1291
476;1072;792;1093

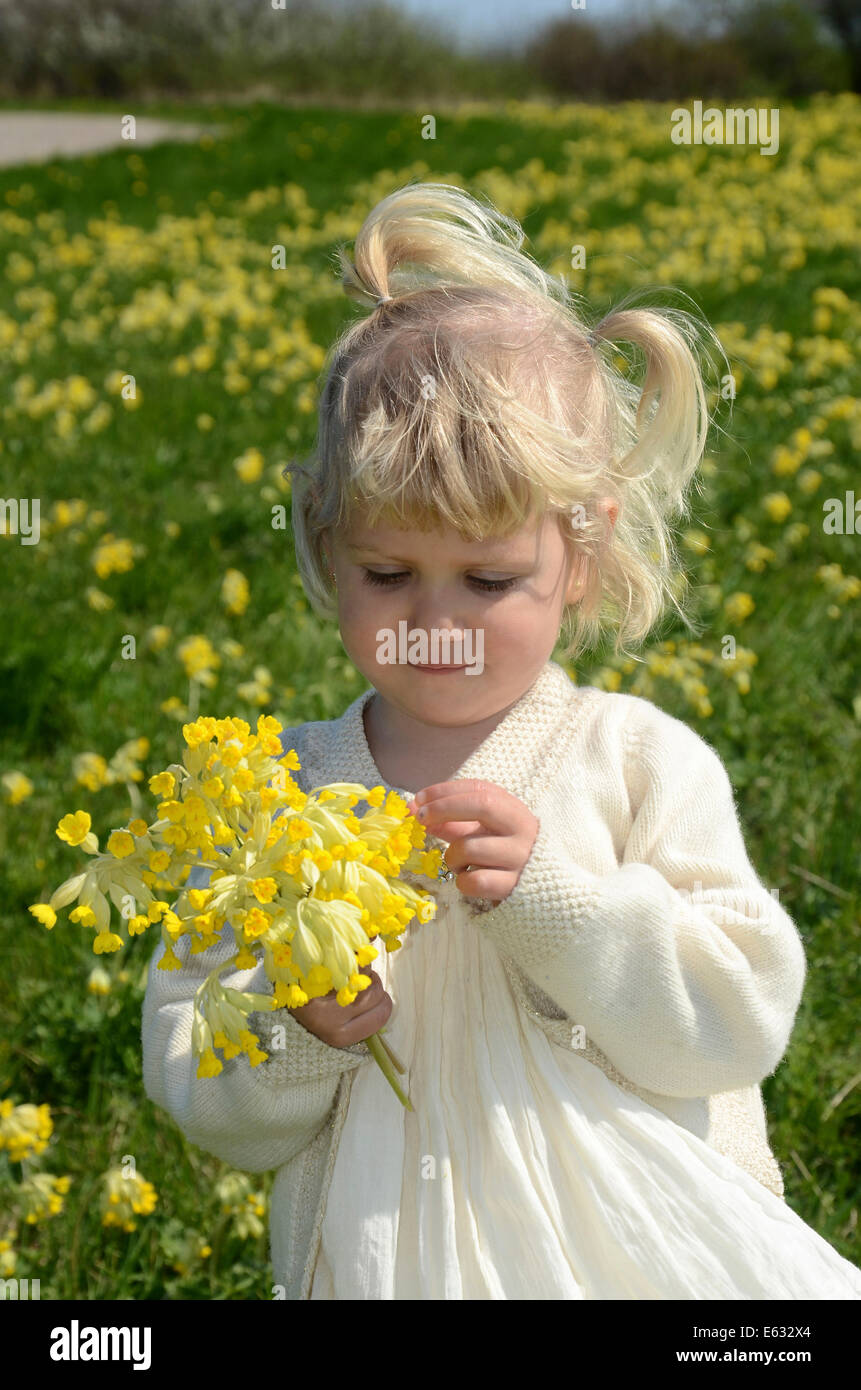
83;402;112;434
239;907;270;940
100;1168;158;1232
56;810;92;846
87;966;112;995
29;903;57;929
107;737;149;784
86;587;115;611
93;931;123;954
19;1172;71;1225
251;877;278;904
2;770;33;804
157;944;183;972
762;492;792;523
145;624;172;653
148;771;175;797
177;636;220;684
52;498;87;528
107;830;135;858
744;543;776;573
91;534;135;579
221;568;250;616
681;530;710;556
73;752;109;791
724;592;756;623
234;448;264;483
0;1100;53;1162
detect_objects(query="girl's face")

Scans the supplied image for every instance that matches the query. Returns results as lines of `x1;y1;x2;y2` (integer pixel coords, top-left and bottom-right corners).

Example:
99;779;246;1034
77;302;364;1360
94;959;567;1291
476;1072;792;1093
325;508;595;727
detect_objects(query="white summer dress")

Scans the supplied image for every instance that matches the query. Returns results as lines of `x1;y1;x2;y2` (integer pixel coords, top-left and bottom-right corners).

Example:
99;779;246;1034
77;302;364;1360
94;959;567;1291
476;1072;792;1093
309;855;861;1300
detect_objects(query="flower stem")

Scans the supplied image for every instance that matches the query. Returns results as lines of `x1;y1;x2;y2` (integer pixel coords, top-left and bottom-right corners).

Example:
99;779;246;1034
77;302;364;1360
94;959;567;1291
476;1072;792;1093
375;1027;406;1074
365;1032;413;1110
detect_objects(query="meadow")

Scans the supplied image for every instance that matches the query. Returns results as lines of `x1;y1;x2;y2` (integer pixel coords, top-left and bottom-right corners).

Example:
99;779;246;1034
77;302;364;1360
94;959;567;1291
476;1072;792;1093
1;94;859;1297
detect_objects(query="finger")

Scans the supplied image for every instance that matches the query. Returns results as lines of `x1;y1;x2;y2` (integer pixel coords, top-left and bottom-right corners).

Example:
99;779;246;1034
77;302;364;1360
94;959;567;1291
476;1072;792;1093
443;835;513;873
450;864;511;902
408;779;504;818
416;793;511;836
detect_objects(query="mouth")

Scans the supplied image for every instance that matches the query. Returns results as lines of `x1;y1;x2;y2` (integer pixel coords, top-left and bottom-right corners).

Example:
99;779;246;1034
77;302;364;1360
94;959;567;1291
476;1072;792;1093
413;663;466;672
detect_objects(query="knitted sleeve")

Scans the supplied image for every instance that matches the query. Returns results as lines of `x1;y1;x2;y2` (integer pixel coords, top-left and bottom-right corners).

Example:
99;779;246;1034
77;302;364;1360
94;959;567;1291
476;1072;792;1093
475;706;807;1099
140;729;370;1173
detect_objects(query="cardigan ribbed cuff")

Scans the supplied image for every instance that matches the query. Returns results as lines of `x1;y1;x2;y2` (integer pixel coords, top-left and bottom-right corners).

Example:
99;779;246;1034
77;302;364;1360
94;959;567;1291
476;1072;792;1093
476;818;602;969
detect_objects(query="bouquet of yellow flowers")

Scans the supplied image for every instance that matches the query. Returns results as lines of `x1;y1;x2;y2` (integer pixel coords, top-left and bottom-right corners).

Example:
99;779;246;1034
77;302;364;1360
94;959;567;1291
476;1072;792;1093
29;715;442;1109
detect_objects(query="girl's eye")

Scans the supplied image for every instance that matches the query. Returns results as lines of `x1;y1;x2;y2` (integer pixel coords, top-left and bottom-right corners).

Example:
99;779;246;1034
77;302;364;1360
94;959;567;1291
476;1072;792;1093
361;569;518;593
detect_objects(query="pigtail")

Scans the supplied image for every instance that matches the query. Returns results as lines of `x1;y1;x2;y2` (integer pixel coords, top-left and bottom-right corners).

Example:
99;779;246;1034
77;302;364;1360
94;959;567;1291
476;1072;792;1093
335;179;569;312
592;299;713;508
559;292;727;663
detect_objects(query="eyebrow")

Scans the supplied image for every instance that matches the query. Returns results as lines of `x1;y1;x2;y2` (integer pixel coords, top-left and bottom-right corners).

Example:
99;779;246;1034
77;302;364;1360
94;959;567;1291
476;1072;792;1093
346;542;525;565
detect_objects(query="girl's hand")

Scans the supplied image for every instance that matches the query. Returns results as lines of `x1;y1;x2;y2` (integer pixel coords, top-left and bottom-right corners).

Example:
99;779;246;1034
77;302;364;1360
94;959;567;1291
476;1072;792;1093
288;966;393;1048
405;780;539;907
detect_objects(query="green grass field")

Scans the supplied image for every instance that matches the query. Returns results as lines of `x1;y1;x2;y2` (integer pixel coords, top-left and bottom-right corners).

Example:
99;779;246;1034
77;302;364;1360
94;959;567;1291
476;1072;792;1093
1;94;859;1297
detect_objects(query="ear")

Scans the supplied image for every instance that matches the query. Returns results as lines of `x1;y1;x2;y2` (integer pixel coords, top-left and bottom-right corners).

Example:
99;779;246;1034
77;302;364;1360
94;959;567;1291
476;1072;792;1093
564;499;617;604
564;546;587;605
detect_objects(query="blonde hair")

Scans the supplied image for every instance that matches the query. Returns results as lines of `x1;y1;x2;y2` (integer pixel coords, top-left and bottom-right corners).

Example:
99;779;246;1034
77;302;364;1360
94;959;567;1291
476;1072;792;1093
286;179;726;665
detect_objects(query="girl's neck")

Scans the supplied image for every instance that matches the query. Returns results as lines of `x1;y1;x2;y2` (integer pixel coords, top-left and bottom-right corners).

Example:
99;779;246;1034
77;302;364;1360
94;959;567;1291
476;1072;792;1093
362;689;519;792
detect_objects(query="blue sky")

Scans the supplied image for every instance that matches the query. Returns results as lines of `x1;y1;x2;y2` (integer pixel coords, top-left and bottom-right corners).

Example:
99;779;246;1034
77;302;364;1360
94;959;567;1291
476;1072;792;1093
386;0;676;50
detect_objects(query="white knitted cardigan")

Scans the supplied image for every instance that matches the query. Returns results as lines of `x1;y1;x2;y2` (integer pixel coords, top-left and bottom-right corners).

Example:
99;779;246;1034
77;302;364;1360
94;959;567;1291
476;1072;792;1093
142;660;807;1299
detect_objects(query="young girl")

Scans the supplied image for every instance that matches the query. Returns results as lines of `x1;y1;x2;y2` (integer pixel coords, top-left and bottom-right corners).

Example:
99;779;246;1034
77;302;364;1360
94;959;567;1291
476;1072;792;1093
143;181;861;1299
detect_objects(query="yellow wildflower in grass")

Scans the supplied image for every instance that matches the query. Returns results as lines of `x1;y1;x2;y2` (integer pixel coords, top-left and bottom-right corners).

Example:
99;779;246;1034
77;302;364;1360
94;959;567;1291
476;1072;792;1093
85;586;115;611
87;965;112;995
146;624;172;652
762;492;793;523
214;1171;266;1239
177;634;220;686
744;543;776;573
237;665;273;705
681;530;710;556
2;771;33;804
234;447;264;483
82;401;112;434
0;1099;53;1162
100;1168;158;1232
108;737;149;779
72;752;109;791
161;696;190;720
18;1172;71;1224
221;568;250;616
91;534;135;579
724;592;756;623
197;413;214;431
52;498;87;528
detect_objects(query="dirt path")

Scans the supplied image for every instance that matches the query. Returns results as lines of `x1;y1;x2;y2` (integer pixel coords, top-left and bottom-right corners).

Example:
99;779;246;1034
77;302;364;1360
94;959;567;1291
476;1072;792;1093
0;112;215;169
